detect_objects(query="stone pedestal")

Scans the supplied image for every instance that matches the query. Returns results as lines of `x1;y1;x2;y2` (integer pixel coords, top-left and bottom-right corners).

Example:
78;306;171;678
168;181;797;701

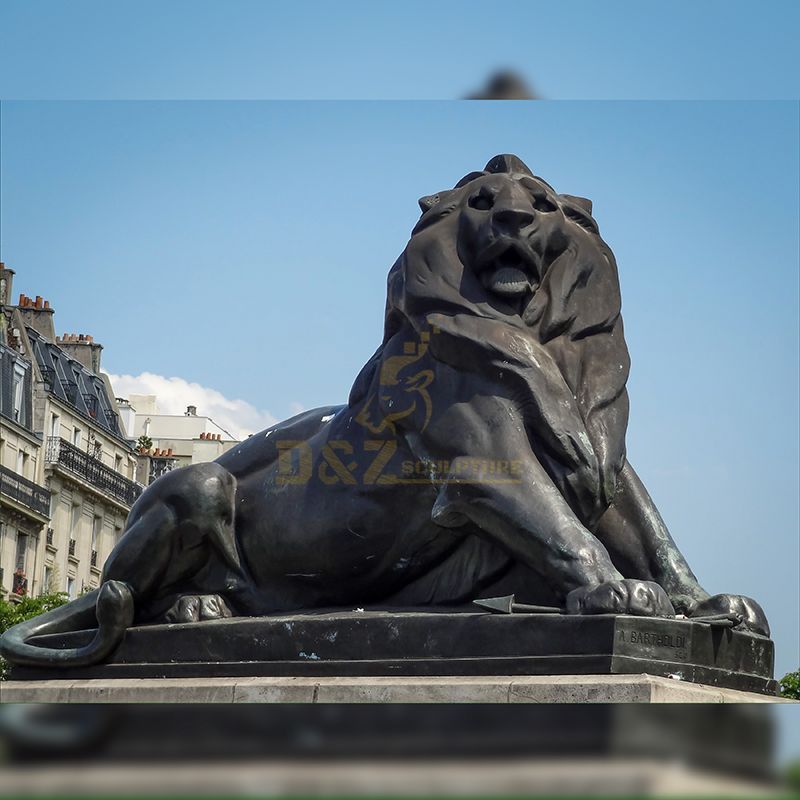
0;699;784;795
0;759;786;797
0;673;790;704
10;610;777;695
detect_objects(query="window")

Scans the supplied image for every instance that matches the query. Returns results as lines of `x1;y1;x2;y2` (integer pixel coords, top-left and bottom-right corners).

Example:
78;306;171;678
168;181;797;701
71;503;82;541
16;448;25;476
50;413;60;438
12;364;25;421
72;427;82;447
91;515;100;551
43;565;52;592
15;533;28;571
67;576;76;600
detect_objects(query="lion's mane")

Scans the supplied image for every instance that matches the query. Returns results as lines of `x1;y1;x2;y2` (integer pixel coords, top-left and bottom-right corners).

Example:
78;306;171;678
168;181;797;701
351;155;630;530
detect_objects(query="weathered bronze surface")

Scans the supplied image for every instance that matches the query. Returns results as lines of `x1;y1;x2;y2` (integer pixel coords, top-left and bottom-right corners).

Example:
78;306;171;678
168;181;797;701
0;155;772;684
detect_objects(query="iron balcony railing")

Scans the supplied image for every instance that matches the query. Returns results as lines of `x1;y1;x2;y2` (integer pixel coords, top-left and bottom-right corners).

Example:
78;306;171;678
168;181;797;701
46;436;143;508
0;464;50;517
90;549;98;567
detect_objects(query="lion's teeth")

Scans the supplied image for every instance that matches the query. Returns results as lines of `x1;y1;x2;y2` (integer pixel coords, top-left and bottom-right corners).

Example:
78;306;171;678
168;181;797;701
489;266;529;296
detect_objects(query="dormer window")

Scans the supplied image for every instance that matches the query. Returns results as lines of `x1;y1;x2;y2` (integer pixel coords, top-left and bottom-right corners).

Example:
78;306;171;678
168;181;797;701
12;363;25;421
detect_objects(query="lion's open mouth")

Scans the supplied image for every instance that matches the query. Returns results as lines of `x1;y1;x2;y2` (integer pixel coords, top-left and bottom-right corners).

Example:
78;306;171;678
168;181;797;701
477;240;540;299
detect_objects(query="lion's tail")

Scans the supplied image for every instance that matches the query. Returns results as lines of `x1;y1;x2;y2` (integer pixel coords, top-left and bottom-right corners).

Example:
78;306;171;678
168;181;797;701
0;580;134;668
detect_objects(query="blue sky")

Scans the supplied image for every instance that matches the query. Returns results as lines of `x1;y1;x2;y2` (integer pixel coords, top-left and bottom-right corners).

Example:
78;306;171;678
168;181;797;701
1;0;799;100
1;100;797;680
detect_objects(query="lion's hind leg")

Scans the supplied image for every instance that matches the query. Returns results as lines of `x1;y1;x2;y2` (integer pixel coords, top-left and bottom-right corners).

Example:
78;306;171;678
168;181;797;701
104;462;241;600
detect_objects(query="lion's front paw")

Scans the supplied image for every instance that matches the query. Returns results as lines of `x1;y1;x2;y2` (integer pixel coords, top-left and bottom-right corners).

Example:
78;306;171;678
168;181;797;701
163;594;233;624
690;594;770;637
566;579;675;619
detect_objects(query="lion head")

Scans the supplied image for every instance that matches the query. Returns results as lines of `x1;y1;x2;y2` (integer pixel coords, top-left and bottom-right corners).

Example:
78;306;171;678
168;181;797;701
416;155;572;313
351;155;631;523
388;154;621;339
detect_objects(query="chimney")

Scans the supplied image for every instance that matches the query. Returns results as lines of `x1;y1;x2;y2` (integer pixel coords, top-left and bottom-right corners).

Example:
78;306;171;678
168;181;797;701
0;263;14;308
186;405;197;416
115;397;137;439
16;291;56;341
55;333;103;374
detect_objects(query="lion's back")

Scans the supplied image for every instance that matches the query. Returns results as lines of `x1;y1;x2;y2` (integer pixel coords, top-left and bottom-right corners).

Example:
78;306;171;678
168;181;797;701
215;404;344;479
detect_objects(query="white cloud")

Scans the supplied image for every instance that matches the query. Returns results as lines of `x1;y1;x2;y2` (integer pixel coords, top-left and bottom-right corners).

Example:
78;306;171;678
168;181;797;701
107;371;279;441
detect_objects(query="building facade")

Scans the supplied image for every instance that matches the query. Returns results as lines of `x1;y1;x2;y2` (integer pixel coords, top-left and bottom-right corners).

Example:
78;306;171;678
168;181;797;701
0;297;48;597
0;264;143;601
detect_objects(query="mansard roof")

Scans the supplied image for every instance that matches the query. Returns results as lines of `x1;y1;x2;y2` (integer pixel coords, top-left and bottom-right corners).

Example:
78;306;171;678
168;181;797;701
25;326;129;445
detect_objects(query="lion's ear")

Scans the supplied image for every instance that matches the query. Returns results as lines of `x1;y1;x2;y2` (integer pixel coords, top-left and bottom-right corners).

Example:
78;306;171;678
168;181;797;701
418;193;442;213
560;194;593;215
418;189;457;213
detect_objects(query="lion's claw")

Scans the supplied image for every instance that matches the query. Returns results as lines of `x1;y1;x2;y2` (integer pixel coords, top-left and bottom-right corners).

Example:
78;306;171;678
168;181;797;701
690;594;769;637
163;594;233;624
566;579;675;618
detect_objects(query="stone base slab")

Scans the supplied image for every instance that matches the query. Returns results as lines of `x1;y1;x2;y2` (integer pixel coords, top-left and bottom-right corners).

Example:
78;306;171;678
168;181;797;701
0;759;784;797
1;673;792;704
13;611;777;694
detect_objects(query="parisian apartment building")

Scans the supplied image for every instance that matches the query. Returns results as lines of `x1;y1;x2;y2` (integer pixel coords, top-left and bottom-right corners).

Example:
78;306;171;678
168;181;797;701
0;262;142;601
0;262;241;603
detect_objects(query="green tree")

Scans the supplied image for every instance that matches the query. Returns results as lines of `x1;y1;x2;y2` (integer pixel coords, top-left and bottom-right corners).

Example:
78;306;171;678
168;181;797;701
779;669;800;700
785;758;800;793
0;592;69;679
136;434;153;452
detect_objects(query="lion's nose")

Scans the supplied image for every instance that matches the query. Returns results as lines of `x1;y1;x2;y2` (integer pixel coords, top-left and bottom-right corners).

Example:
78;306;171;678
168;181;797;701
492;206;535;233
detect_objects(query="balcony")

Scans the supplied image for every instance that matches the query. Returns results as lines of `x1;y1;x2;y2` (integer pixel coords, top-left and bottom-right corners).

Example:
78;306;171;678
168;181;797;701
46;436;143;508
0;464;50;518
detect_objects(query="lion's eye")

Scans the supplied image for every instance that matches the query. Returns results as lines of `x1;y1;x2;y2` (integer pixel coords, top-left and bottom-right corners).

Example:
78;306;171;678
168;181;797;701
469;191;494;211
531;194;558;213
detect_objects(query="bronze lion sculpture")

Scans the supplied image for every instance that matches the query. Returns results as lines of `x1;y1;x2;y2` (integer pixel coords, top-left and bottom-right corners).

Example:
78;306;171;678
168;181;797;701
1;154;769;668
